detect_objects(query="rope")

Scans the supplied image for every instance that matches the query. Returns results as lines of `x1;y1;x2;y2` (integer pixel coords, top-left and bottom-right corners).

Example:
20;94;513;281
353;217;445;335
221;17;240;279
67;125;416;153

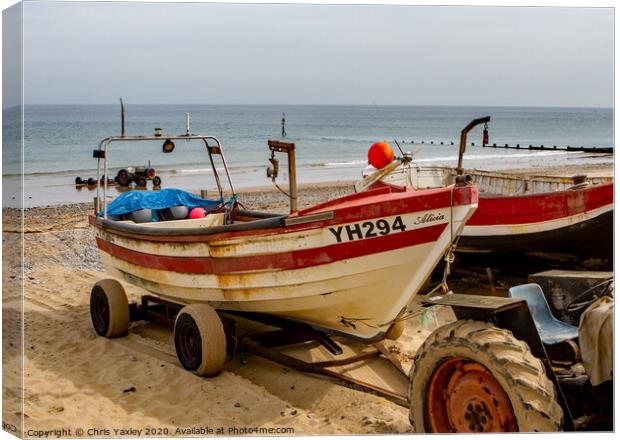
273;182;291;198
379;305;437;327
426;184;458;296
374;185;461;330
425;240;458;296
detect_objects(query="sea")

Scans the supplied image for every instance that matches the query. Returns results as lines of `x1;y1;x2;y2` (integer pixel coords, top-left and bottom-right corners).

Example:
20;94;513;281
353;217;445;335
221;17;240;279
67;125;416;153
2;104;614;207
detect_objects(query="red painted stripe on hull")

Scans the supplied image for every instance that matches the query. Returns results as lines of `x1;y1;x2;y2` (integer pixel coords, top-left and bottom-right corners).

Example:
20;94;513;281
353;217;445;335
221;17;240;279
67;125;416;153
467;183;612;226
96;223;447;274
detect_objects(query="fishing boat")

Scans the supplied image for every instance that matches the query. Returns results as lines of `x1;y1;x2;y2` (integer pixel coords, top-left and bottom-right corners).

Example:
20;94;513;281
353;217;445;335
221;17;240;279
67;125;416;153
89;124;478;343
363;117;613;257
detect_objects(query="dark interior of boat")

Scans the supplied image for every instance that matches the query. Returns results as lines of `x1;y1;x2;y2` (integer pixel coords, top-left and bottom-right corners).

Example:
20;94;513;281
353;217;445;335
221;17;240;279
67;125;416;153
98;207;286;237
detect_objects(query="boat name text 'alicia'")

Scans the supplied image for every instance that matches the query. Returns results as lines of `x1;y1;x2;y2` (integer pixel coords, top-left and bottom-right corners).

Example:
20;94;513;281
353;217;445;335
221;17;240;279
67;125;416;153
414;212;445;224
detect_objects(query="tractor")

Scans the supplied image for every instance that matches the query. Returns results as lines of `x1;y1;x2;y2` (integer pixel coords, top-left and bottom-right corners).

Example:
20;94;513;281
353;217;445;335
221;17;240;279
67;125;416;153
115;161;161;188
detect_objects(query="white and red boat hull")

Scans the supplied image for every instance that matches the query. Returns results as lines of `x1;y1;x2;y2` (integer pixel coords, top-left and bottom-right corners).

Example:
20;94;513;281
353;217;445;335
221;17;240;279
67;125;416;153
91;185;477;340
373;165;613;256
460;183;613;255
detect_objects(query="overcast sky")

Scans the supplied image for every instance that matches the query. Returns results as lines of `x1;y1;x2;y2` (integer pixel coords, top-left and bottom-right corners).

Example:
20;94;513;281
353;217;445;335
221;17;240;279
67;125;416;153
7;2;615;107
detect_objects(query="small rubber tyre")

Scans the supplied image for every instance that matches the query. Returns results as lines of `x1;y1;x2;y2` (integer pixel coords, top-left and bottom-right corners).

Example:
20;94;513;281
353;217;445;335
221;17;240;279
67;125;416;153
87;177;96;186
174;304;226;377
116;169;130;187
385;319;405;340
136;176;147;187
75;177;84;185
90;279;129;338
409;320;563;433
152;176;162;186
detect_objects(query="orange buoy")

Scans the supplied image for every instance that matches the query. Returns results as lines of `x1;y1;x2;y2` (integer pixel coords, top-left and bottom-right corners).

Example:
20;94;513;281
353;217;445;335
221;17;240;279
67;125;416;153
189;207;207;219
368;142;395;169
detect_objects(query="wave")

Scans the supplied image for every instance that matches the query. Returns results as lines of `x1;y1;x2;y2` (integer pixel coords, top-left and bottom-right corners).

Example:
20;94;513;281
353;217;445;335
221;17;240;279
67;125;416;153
317;159;368;167
413;150;572;163
172;168;214;174
310;150;573;170
11;149;595;178
172;164;264;174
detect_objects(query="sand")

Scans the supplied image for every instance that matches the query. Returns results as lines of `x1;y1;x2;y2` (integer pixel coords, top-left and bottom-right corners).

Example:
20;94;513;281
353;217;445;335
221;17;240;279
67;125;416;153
2;182;460;437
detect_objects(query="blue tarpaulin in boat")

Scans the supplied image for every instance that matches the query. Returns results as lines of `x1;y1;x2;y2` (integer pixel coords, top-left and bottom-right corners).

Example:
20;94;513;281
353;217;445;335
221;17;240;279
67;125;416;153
101;188;222;220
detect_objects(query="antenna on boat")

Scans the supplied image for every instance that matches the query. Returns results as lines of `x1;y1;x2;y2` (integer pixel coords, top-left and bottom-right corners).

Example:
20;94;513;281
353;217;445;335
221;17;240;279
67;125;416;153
120;98;125;137
393;139;406;157
393;139;414;163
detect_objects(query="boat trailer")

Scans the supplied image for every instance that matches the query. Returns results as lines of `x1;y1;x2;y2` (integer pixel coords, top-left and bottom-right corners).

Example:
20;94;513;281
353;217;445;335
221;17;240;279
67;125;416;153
129;294;411;406
126;291;575;429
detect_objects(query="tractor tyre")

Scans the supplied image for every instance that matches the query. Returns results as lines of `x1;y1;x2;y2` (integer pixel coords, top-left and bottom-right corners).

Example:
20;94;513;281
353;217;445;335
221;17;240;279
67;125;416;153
116;169;130;187
409;320;563;433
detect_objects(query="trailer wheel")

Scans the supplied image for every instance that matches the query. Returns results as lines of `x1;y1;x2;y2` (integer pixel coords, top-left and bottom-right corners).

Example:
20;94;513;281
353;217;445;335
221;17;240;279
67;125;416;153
409;320;562;433
90;279;129;338
174;304;226;377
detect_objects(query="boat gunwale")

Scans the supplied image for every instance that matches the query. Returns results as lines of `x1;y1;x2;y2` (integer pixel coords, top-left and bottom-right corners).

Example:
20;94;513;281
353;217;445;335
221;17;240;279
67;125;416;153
406;164;614;186
91;214;286;238
90;184;478;242
473;181;613;203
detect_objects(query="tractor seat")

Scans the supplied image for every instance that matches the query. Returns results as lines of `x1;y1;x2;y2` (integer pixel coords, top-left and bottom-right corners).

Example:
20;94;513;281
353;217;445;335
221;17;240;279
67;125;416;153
508;283;578;345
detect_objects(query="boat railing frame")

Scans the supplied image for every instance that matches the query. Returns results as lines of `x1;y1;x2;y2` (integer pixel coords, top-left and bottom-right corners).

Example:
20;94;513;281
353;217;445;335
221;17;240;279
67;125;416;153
94;134;236;219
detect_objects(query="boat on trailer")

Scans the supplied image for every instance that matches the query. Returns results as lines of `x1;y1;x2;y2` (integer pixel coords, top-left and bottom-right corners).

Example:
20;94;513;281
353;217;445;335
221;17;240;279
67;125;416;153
89;123;478;344
88;113;584;433
363;116;613;257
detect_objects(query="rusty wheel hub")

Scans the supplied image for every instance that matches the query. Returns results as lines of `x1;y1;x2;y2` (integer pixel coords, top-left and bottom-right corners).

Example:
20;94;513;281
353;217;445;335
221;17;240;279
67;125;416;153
426;357;517;432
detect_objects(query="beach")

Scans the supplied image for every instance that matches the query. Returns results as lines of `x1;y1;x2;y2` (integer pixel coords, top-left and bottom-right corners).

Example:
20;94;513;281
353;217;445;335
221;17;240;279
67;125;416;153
2;161;613;436
3;181;451;437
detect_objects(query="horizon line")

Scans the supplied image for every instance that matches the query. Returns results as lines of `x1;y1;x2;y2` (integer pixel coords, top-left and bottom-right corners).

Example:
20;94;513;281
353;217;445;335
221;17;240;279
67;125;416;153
5;103;615;110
